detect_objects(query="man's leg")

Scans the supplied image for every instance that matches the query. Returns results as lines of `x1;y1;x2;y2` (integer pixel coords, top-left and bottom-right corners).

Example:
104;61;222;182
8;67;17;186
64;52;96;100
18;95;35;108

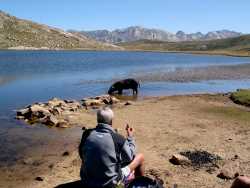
231;176;250;188
128;153;145;177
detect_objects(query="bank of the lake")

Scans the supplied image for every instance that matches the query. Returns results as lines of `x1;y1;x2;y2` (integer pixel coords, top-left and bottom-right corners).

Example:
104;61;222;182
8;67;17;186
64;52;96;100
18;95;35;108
1;93;249;188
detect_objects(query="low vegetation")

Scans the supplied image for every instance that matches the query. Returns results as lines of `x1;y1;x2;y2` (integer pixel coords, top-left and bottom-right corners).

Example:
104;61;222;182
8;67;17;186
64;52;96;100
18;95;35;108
230;89;250;107
118;35;250;57
204;105;250;122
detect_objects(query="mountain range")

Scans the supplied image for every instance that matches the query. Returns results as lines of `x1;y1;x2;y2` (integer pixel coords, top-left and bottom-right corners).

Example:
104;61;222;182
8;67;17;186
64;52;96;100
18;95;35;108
73;26;243;43
0;9;248;56
0;10;118;50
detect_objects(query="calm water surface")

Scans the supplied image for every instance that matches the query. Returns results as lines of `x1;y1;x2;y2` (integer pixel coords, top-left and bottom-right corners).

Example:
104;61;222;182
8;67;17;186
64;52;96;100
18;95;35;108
0;50;250;167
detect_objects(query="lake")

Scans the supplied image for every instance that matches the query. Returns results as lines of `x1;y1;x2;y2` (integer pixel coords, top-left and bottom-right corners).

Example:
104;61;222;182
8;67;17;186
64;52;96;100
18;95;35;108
0;50;250;168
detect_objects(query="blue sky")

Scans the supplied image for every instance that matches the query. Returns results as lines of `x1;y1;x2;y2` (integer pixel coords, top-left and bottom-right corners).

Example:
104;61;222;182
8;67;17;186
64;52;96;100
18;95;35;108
1;0;250;33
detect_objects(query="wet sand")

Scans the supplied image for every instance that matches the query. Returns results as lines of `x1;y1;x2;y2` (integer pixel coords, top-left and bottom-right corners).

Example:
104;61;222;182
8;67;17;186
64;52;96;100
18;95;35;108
1;94;250;188
130;63;250;83
78;63;250;84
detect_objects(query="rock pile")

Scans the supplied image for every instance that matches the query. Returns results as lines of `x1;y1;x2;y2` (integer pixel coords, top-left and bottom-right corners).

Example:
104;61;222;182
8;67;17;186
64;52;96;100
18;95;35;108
16;95;122;127
16;98;81;127
82;95;120;108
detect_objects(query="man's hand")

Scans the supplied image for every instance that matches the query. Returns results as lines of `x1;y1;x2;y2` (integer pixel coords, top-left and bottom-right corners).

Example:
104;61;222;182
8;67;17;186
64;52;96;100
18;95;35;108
126;124;134;137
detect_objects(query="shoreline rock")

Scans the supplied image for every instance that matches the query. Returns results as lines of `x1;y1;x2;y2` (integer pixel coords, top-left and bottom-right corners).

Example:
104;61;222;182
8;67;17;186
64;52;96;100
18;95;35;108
82;95;120;108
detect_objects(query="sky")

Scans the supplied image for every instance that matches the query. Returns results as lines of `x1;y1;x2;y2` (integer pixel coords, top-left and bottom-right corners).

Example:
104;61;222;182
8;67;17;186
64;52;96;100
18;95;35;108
0;0;250;33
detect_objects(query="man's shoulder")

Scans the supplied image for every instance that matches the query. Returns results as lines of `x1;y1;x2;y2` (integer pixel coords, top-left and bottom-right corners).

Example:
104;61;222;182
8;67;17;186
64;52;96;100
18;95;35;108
110;132;126;148
83;128;95;137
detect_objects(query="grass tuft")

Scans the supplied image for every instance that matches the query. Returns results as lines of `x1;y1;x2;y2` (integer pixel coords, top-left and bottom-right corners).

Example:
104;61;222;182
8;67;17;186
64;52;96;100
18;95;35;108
230;89;250;107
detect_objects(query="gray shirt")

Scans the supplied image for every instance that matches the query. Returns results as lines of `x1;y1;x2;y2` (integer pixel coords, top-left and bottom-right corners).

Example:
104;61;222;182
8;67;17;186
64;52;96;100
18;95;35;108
80;123;136;187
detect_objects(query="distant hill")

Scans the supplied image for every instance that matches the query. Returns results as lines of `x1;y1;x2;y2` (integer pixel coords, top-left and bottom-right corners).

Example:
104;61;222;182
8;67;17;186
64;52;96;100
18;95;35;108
73;26;243;43
118;35;250;56
0;10;119;50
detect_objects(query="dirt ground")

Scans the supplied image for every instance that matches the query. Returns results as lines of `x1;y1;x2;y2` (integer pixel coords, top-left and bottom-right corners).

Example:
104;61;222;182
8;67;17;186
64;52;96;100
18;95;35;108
4;94;250;188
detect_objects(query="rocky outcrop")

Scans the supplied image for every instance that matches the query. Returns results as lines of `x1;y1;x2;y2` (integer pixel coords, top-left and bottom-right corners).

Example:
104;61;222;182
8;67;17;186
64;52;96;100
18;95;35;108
16;98;81;127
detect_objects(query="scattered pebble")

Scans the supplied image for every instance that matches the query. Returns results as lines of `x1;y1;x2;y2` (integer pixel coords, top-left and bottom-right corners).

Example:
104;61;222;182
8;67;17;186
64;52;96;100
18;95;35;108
124;101;133;106
62;151;70;156
48;164;54;169
35;176;44;181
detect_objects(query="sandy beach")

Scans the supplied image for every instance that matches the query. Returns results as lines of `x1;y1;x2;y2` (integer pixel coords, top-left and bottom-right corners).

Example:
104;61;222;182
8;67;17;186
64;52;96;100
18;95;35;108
2;93;249;188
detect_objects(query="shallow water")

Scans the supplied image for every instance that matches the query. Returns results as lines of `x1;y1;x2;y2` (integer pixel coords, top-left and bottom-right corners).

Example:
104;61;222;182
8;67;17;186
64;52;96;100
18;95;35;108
0;50;250;167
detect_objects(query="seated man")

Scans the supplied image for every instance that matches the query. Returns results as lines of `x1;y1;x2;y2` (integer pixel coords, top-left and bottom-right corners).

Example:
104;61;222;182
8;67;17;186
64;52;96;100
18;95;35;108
79;107;145;188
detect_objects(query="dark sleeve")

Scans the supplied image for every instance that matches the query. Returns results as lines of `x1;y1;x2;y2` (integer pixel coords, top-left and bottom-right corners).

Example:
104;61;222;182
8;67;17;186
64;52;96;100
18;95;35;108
79;129;93;160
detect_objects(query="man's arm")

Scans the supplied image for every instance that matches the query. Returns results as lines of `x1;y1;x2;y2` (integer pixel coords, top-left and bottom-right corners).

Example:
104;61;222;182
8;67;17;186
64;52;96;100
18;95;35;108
79;129;94;160
120;124;136;162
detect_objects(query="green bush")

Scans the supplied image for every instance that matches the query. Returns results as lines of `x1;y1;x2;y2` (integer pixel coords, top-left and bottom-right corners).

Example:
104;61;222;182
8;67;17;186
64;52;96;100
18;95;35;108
230;89;250;106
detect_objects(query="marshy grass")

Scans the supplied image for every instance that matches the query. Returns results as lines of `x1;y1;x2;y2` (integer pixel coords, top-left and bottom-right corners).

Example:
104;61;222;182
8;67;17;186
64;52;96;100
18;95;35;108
204;105;250;122
230;89;250;107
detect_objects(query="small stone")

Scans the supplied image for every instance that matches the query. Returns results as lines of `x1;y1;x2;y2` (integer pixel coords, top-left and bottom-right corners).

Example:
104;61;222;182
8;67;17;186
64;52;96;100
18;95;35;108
217;170;234;180
48;164;54;169
217;160;240;180
56;120;69;128
22;158;34;165
169;154;191;165
62;151;70;156
35;176;44;181
124;101;133;106
234;155;239;159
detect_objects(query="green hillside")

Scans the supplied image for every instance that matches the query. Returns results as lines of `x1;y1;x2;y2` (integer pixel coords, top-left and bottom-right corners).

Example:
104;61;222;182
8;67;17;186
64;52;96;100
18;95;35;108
0;11;119;50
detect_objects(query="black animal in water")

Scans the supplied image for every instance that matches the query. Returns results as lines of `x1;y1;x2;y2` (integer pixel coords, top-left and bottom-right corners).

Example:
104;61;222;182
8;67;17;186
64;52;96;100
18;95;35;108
108;79;140;95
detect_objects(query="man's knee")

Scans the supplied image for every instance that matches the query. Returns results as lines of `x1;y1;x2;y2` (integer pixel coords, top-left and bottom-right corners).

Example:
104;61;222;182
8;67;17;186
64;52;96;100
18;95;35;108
136;153;144;163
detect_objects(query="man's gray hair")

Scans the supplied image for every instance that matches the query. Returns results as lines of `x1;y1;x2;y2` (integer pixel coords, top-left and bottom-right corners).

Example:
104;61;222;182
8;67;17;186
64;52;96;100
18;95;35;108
97;107;114;125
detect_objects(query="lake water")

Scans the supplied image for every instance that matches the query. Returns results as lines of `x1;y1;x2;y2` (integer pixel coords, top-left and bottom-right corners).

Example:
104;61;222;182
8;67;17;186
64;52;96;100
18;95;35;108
0;50;250;168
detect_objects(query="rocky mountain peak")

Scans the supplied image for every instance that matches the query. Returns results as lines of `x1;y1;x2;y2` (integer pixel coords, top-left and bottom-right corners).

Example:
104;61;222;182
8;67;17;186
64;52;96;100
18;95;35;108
77;26;243;43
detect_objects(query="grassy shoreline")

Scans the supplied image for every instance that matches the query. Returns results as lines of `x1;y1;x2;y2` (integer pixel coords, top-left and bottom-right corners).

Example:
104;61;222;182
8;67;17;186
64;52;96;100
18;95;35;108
120;49;250;57
2;47;250;57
